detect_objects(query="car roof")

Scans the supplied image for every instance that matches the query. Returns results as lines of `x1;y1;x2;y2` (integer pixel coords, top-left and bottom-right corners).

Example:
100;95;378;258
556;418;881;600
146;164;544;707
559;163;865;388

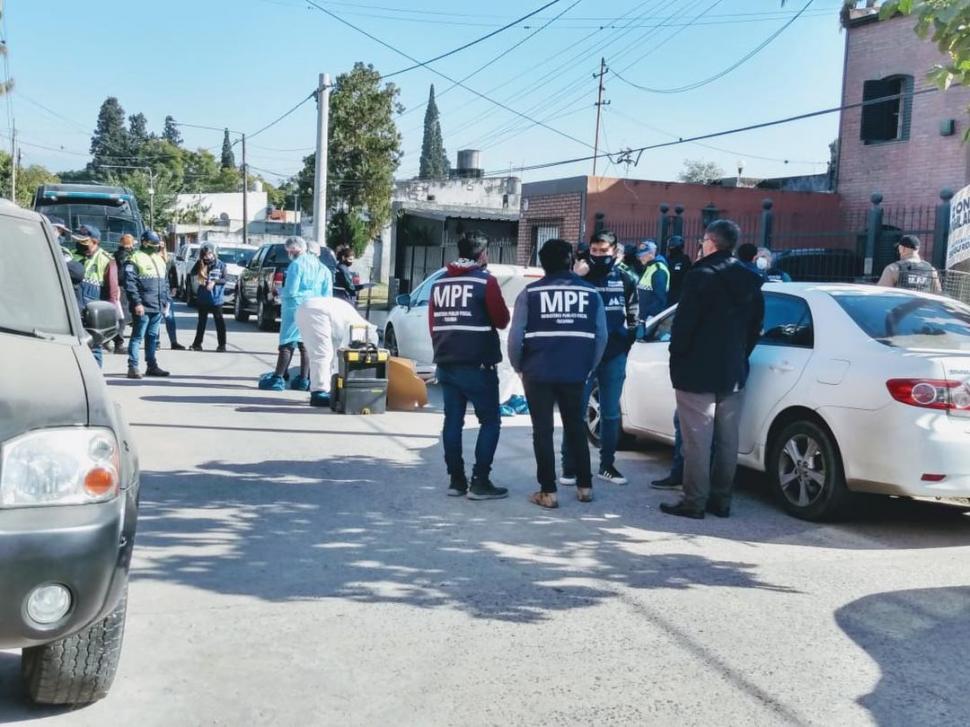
1;198;50;223
764;282;960;305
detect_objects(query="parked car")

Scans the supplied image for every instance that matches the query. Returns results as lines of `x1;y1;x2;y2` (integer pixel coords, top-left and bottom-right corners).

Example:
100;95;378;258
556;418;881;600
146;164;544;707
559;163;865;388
596;283;970;521
1;201;139;704
774;248;863;283
173;242;199;299
185;244;257;308
383;264;544;377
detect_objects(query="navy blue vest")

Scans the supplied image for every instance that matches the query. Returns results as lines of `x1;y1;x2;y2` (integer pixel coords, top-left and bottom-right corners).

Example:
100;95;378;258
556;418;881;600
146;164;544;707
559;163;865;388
590;267;630;340
431;268;502;366
521;272;601;383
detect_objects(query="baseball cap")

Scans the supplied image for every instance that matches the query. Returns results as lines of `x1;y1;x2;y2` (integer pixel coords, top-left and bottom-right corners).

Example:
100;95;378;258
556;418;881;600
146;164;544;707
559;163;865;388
141;230;161;244
898;235;920;250
667;235;685;249
72;224;101;243
636;239;658;256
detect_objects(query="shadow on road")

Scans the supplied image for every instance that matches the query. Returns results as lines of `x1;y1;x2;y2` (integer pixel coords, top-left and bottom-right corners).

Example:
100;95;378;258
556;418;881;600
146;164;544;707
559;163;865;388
0;651;74;723
836;586;970;726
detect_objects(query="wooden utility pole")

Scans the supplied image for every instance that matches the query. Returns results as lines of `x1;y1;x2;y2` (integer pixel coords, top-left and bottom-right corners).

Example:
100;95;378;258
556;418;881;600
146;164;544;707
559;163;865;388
592;58;609;177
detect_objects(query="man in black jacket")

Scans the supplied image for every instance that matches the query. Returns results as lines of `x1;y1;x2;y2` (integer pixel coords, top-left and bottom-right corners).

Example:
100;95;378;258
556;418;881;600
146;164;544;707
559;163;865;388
660;219;764;519
665;236;691;305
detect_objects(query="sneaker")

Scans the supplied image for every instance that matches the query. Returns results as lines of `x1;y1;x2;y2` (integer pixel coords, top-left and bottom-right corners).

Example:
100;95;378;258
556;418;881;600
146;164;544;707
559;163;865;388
447;475;468;497
216;345;227;353
189;344;203;351
659;500;705;520
467;477;509;501
126;366;142;380
558;472;577;486
650;475;683;490
171;342;186;351
598;465;627;485
145;365;170;377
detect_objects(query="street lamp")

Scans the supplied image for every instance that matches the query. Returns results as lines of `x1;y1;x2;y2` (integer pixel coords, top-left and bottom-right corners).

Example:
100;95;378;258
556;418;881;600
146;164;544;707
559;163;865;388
736;160;745;188
101;164;156;229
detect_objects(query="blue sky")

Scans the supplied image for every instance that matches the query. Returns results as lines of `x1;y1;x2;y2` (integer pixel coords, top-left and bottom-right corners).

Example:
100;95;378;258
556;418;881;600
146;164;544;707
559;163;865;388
7;0;847;185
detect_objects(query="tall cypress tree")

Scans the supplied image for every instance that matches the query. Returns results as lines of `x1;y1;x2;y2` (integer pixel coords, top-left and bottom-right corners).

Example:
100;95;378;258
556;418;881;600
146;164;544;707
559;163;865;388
220;128;236;169
89;97;129;170
162;115;182;146
419;85;449;179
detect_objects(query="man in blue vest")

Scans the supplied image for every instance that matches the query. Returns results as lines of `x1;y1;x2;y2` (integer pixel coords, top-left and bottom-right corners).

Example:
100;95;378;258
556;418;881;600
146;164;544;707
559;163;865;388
560;230;638;486
124;230;171;379
509;238;607;509
70;225;120;368
429;232;511;500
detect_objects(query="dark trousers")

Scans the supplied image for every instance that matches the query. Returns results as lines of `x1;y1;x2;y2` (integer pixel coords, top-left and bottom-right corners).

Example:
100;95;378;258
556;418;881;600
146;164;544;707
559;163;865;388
438;364;501;481
192;304;226;347
524;378;591;493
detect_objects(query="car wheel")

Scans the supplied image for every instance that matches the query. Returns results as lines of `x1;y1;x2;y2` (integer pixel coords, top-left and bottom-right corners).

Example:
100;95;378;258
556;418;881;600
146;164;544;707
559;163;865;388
584;383;634;450
180;279;190;302
384;325;399;357
21;584;128;705
768;419;851;521
234;288;250;323
256;298;274;331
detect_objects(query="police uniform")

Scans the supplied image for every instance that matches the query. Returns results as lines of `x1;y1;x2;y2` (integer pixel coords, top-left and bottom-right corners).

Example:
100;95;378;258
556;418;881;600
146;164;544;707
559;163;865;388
509;271;607;494
71;246;115;367
894;259;937;292
429;264;509;497
637;257;670;321
124;249;170;376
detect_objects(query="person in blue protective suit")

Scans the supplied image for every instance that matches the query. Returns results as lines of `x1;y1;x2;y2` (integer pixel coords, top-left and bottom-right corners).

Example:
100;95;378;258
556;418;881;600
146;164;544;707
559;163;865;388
124;230;171;379
258;236;330;391
189;242;228;352
70;224;120;368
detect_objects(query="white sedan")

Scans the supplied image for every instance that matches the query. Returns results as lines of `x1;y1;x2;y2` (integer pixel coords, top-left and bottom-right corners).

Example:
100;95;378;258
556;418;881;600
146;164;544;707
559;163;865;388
606;283;970;521
384;264;543;397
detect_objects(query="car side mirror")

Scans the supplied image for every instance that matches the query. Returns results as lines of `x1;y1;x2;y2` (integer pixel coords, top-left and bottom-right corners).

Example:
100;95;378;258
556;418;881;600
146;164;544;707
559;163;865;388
83;301;119;345
395;293;411;309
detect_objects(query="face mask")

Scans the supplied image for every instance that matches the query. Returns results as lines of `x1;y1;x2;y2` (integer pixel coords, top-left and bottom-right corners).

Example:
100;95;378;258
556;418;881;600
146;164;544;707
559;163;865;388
143;243;159;254
756;257;769;270
75;242;90;255
589;254;615;272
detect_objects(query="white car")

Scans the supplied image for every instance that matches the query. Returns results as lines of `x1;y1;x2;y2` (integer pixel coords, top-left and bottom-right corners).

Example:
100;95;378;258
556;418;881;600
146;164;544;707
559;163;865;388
606;283;970;521
384;264;543;390
174;243;199;299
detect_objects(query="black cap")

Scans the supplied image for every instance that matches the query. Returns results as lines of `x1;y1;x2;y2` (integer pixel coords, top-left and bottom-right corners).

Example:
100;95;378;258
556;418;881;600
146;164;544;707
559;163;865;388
898;235;920;250
667;235;684;249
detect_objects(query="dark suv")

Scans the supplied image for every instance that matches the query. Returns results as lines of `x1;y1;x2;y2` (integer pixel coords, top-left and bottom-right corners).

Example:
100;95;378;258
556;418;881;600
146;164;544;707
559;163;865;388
0;201;139;705
233;242;290;330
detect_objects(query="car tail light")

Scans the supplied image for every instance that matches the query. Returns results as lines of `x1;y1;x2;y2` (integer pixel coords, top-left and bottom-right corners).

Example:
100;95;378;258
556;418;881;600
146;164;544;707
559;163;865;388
273;271;285;290
886;379;970;412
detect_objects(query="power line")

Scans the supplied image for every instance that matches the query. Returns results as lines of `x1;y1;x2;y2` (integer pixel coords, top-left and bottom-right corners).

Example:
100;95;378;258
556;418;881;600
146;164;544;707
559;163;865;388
380;0;563;79
247;92;316;140
485;86;940;175
304;0;594;150
613;0;814;94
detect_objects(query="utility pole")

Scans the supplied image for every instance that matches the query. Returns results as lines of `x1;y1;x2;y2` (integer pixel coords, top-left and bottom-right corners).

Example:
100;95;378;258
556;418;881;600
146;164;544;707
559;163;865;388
313;72;332;246
241;133;248;247
592;58;609;177
9;124;16;203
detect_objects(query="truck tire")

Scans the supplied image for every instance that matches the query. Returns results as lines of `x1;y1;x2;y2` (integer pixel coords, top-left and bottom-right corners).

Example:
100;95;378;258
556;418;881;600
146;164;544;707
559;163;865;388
21;586;128;706
257;298;274;331
234;288;250;323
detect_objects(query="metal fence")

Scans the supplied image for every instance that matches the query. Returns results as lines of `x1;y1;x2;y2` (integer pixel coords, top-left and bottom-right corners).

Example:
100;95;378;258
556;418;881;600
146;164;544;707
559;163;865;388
401;239;519;291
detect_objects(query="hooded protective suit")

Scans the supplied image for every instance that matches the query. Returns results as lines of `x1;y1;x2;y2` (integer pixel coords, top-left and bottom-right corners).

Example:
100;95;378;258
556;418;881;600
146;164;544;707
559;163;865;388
295;297;377;394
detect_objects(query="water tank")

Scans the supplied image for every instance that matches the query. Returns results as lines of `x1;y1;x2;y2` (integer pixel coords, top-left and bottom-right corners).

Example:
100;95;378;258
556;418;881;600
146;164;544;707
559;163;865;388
455;149;483;179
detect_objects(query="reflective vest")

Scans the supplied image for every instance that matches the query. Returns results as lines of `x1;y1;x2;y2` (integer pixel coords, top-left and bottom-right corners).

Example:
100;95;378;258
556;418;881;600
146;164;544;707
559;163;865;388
521;273;601;383
638;259;670;292
431;268;501;366
70;248;112;306
895;259;936;292
127;250;169;313
637;259;670;320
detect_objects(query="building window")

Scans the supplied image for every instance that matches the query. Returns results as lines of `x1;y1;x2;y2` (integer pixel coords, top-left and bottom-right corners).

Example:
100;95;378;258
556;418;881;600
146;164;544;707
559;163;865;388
530;222;560;266
860;75;913;144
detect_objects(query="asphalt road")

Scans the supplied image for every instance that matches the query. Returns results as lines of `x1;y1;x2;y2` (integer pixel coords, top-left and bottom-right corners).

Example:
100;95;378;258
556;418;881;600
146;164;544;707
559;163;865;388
3;305;970;726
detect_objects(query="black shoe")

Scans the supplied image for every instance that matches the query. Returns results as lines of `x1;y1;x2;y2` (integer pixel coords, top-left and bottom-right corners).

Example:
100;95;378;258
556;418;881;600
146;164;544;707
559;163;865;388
659;500;705;519
467;477;509;501
216;345;227;353
145;365;170;377
189;344;203;351
447;475;468;497
114;343;128;355
171;342;186;351
597;465;628;485
706;501;731;518
651;475;683;490
126;366;142;380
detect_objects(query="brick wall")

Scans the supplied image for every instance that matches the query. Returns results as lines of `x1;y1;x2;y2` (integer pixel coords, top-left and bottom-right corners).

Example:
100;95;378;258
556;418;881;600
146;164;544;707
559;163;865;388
838;14;970;213
516;192;584;265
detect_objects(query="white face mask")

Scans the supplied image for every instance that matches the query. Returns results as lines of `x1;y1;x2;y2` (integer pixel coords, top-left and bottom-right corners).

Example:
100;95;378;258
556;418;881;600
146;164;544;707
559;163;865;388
756;257;769;270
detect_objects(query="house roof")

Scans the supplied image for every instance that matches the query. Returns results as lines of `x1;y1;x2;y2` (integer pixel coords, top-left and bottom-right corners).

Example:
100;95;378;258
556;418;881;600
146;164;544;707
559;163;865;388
400;205;519;223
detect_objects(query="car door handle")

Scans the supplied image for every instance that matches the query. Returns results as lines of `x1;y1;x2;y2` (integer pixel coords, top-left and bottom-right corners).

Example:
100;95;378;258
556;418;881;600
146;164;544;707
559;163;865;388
769;362;796;373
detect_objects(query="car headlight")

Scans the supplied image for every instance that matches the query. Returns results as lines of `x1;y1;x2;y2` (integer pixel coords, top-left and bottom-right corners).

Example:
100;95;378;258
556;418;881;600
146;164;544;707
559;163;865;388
0;428;121;507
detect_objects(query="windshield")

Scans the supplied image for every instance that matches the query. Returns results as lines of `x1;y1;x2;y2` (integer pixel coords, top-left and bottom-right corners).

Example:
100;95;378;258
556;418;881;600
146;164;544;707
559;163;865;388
0;215;72;336
37;203;141;251
218;248;256;265
832;292;970;352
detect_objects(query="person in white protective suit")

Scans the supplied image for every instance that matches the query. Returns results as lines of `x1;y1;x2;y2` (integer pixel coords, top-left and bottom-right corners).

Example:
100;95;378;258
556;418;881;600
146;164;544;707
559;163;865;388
296;295;379;408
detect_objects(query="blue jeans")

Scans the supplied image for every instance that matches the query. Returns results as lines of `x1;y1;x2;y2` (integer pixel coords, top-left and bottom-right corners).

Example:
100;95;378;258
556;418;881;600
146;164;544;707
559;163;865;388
438;364;501;481
562;353;627;473
162;305;178;345
91;344;103;368
128;313;161;370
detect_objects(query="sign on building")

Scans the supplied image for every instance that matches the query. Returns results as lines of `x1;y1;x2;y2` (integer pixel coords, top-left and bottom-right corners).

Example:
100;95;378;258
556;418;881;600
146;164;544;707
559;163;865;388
947;183;970;272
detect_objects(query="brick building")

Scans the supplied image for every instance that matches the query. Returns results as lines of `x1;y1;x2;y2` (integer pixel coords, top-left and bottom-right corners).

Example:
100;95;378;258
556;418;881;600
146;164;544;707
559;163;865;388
517;175;842;265
837;3;970;213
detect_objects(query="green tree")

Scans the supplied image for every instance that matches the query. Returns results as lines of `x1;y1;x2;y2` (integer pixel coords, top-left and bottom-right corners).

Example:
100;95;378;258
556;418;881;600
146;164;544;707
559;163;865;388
0;151;59;207
220;128;236;169
327;208;370;255
162;115;182;146
89;97;129;170
419;84;449;179
678;159;724;184
867;0;970;134
296;62;403;254
128;113;150;145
